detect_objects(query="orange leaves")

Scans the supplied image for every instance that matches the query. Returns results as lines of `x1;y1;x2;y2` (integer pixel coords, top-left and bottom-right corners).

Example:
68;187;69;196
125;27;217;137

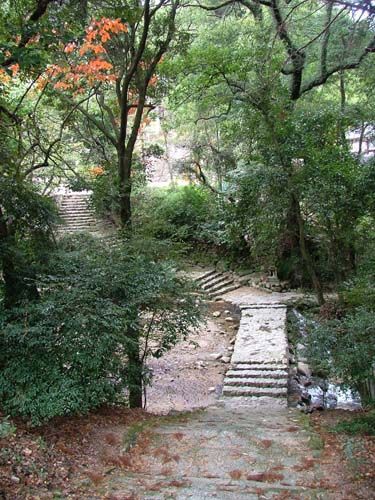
78;42;106;56
0;69;11;84
0;63;19;85
64;42;76;54
86;18;127;44
9;63;19;77
89;166;105;177
45;17;128;93
149;74;158;87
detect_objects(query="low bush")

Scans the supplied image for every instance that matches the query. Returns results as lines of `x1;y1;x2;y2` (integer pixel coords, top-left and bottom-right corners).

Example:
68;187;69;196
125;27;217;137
333;410;375;436
306;308;375;403
0;234;201;425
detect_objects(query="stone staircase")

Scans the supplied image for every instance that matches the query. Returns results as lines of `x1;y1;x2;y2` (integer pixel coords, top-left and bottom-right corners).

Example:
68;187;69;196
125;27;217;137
222;304;289;399
196;269;242;298
56;192;111;234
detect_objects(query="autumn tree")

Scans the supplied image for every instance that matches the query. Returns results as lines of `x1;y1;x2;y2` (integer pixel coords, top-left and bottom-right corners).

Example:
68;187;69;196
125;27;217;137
0;0;89;306
42;0;182;230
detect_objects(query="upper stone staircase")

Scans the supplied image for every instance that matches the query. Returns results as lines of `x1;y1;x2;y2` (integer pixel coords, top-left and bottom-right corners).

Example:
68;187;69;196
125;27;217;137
56;191;113;235
196;269;242;298
196;268;290;297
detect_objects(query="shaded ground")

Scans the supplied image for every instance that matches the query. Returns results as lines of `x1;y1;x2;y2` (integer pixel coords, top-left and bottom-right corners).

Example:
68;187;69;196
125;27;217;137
146;300;240;413
1;288;374;499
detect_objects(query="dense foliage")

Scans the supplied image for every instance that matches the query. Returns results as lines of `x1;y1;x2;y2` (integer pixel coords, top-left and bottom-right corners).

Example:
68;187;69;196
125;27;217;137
0;0;375;420
0;234;201;424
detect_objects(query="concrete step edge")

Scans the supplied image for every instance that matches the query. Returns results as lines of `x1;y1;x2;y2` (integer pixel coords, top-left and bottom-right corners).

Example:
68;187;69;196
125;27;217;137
222;386;287;397
226;370;288;378
223;378;288;387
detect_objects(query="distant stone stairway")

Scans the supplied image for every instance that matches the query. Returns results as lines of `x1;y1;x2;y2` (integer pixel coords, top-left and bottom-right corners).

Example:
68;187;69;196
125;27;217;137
56;192;113;234
196;269;243;298
57;192;97;232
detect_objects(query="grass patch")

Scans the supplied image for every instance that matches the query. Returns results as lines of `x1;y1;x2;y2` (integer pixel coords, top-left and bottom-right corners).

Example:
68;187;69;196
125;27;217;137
332;410;375;436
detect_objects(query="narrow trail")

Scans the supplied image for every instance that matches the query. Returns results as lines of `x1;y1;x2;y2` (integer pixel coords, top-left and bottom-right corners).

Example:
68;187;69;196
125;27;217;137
50;204;369;498
82;286;351;499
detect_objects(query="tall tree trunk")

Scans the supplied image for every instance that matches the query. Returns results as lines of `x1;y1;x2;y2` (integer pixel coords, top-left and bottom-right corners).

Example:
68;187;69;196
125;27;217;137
0;210;17;308
292;194;325;305
118;147;132;231
126;325;143;408
339;71;347;146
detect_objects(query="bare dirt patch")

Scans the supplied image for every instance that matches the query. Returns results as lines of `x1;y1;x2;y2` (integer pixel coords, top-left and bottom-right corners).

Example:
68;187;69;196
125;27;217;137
145;299;240;413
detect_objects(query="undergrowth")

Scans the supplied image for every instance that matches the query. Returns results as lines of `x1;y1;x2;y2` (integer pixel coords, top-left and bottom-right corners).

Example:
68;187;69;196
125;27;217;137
332;411;375;436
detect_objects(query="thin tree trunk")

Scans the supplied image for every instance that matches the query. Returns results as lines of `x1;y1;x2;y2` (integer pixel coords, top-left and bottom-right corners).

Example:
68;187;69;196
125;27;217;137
339;71;347;146
293;194;325;305
126;325;143;408
118;147;132;231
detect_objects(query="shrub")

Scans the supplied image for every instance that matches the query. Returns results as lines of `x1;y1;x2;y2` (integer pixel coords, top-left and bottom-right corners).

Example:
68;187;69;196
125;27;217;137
333;410;375;436
134;185;218;243
0;234;201;425
306;308;375;403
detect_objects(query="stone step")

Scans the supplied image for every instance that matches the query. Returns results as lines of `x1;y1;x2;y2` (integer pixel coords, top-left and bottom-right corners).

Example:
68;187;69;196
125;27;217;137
60;200;91;205
60;205;93;210
60;206;92;212
203;277;234;293
60;197;90;202
196;269;216;283
62;227;98;232
62;216;96;222
223;377;288;388
240;304;287;310
201;273;232;290
208;283;241;298
226;369;288;379
198;272;222;286
61;223;98;229
222;386;288;397
230;363;288;371
61;212;95;217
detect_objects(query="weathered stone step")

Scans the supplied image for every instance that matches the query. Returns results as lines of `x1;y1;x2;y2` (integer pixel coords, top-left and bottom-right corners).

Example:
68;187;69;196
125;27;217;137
62;223;98;229
62;216;96;222
208;283;241;298
223;377;288;388
198;271;222;286
222;386;288;397
201;273;232;290
196;269;216;283
61;211;95;216
240;304;287;310
231;363;288;371
60;206;93;211
62;227;98;232
60;200;91;205
205;278;234;293
226;369;288;379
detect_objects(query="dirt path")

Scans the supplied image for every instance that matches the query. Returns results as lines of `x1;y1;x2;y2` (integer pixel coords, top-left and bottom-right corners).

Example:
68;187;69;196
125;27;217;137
79;399;366;499
146;300;240;414
1;288;374;499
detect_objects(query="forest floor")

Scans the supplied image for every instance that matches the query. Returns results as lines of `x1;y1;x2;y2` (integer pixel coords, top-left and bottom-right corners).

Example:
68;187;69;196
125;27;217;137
1;296;374;499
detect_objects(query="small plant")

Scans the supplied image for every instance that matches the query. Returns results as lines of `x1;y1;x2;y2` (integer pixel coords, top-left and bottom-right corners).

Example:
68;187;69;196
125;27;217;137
0;416;16;438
